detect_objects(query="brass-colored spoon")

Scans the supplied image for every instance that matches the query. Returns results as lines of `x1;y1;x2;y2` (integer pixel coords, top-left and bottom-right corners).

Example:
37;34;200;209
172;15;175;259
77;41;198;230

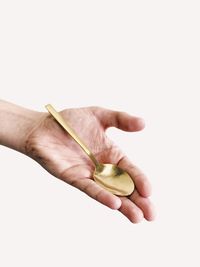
45;104;135;196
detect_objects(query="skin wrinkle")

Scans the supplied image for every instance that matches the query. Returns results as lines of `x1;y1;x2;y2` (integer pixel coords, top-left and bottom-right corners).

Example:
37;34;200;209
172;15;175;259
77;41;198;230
70;178;86;189
61;164;92;184
83;181;95;194
24;113;47;154
116;155;127;167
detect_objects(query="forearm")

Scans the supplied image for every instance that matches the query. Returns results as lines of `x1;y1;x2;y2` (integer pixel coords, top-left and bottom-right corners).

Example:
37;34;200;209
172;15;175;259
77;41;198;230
0;100;43;154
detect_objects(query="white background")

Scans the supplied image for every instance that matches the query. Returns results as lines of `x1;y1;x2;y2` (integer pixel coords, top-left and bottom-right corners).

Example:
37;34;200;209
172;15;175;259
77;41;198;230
0;1;200;266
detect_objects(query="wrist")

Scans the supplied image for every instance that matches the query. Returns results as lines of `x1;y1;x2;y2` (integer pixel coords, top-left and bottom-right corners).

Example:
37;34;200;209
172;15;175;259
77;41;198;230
0;100;45;154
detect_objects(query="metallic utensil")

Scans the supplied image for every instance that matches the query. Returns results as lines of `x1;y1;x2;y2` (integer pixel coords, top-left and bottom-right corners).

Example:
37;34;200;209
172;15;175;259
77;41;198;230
45;104;135;196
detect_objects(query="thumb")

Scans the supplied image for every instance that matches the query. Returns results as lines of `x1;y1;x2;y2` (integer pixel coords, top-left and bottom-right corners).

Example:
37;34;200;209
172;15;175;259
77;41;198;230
96;107;145;132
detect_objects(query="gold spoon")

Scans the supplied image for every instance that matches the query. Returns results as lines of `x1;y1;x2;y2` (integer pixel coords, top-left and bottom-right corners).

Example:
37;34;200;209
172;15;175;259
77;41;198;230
45;104;135;196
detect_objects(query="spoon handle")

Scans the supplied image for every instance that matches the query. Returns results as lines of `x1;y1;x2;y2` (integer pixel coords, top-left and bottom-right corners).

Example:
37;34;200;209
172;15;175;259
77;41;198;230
45;104;99;167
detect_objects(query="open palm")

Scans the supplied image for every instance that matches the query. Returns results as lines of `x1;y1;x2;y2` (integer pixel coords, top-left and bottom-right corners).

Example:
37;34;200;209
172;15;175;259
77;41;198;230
25;106;155;223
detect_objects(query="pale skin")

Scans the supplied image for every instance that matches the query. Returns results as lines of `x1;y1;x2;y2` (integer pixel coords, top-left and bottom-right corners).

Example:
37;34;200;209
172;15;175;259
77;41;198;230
0;100;155;223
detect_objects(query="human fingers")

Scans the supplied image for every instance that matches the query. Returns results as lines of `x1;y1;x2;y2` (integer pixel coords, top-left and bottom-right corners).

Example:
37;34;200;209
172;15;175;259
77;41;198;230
60;165;121;210
118;156;152;197
93;107;145;132
129;190;156;221
118;197;144;223
71;178;122;210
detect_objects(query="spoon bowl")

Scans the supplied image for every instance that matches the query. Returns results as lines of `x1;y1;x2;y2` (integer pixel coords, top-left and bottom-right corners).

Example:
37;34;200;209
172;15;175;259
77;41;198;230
94;163;134;196
45;104;135;196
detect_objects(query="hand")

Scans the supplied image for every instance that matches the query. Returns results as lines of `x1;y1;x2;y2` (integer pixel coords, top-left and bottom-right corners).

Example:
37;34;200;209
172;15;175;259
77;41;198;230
25;106;155;223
